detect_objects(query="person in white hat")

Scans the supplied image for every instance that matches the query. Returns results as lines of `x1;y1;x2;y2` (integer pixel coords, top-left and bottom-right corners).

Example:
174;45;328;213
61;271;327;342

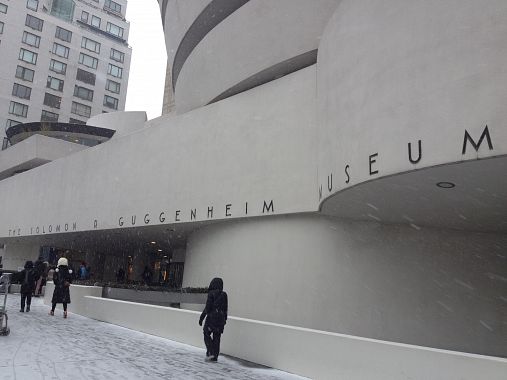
49;257;73;318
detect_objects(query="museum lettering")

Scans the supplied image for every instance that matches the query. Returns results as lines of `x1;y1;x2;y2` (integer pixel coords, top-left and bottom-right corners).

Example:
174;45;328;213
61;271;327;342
7;200;275;237
319;126;494;200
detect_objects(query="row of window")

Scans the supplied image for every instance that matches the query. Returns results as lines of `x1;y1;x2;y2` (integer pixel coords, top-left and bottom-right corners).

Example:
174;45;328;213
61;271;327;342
11;84;119;110
8;95;118;120
81;10;124;39
7;116;87;128
19;44;124;78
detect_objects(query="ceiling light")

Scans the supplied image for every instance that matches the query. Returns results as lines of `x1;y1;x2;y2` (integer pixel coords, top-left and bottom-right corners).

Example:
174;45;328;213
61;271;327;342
157;249;162;252
436;182;455;189
150;241;156;244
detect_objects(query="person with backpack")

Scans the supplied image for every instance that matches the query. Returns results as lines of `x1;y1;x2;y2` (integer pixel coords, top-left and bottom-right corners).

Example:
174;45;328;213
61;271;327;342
49;257;73;318
19;261;36;312
198;277;228;362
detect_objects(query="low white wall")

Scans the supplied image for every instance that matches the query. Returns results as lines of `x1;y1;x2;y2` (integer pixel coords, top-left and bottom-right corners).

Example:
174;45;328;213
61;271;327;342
44;283;102;316
79;296;507;380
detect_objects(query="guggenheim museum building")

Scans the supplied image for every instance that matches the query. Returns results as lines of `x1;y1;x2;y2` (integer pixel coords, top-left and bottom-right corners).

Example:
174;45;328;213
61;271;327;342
0;0;506;374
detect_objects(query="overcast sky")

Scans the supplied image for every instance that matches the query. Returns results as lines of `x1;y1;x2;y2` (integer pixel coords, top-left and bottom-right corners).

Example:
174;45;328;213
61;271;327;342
125;0;167;120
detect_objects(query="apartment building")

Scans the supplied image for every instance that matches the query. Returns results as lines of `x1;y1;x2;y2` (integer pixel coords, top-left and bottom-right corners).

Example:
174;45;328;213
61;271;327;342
0;0;131;148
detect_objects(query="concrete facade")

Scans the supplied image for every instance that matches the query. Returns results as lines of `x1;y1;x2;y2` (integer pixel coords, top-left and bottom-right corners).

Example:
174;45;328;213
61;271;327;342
0;0;506;375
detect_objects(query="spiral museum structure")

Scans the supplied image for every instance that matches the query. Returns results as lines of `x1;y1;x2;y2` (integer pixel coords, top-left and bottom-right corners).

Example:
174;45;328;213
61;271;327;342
0;0;506;366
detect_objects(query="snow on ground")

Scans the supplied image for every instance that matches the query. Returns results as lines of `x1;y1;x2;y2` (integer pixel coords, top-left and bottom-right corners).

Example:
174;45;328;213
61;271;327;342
0;296;307;380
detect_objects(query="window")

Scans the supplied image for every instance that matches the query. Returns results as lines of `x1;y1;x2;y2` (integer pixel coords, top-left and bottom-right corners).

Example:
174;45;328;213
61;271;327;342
41;110;59;122
69;118;85;124
104;0;121;14
44;93;62;109
9;102;28;118
106;22;123;38
106;79;120;94
22;31;41;48
108;63;122;78
55;26;72;42
103;95;118;110
110;48;124;63
71;101;91;118
26;0;38;11
50;0;75;22
74;85;94;101
81;37;100;53
12;83;32;100
49;59;67;75
52;43;69;58
76;68;96;85
6;119;21;129
79;53;98;69
15;66;34;82
19;48;38;64
0;22;4;34
0;3;7;13
47;76;64;91
91;15;101;28
81;11;89;22
25;15;43;31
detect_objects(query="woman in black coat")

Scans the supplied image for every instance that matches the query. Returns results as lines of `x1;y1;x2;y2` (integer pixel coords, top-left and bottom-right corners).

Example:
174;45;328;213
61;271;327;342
50;257;72;318
199;277;228;362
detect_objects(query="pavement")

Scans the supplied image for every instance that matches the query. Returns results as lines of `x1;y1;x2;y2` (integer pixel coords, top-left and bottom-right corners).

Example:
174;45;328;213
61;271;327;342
0;296;306;380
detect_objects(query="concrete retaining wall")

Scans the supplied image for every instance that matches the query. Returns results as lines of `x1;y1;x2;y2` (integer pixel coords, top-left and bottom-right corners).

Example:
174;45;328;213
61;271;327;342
43;283;102;316
58;291;507;380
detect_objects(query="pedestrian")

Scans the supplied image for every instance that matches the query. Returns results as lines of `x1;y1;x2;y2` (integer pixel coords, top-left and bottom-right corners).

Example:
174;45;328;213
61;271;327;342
116;267;125;283
18;261;36;312
142;266;153;285
199;277;228;362
34;259;48;296
49;257;73;318
79;262;88;280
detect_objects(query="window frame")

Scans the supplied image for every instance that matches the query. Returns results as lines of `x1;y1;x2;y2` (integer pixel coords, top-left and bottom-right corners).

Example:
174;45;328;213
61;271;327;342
79;52;98;69
26;0;38;11
49;59;67;75
19;48;38;65
12;83;32;100
55;26;72;42
106;22;123;38
107;63;123;78
15;65;35;82
25;14;43;31
91;15;101;28
103;95;119;110
81;37;101;54
43;92;62;109
41;110;59;122
76;68;96;85
9;101;28;118
105;79;120;94
71;101;91;118
74;85;94;102
22;31;41;48
47;76;65;92
110;48;124;63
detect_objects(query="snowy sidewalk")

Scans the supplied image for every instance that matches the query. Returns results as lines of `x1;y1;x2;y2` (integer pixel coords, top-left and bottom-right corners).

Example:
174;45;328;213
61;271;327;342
0;296;306;380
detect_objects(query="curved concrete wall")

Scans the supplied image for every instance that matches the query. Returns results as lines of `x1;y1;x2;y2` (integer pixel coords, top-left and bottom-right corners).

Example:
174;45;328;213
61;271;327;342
173;0;339;113
0;67;317;238
317;0;507;202
183;214;507;357
158;0;210;64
